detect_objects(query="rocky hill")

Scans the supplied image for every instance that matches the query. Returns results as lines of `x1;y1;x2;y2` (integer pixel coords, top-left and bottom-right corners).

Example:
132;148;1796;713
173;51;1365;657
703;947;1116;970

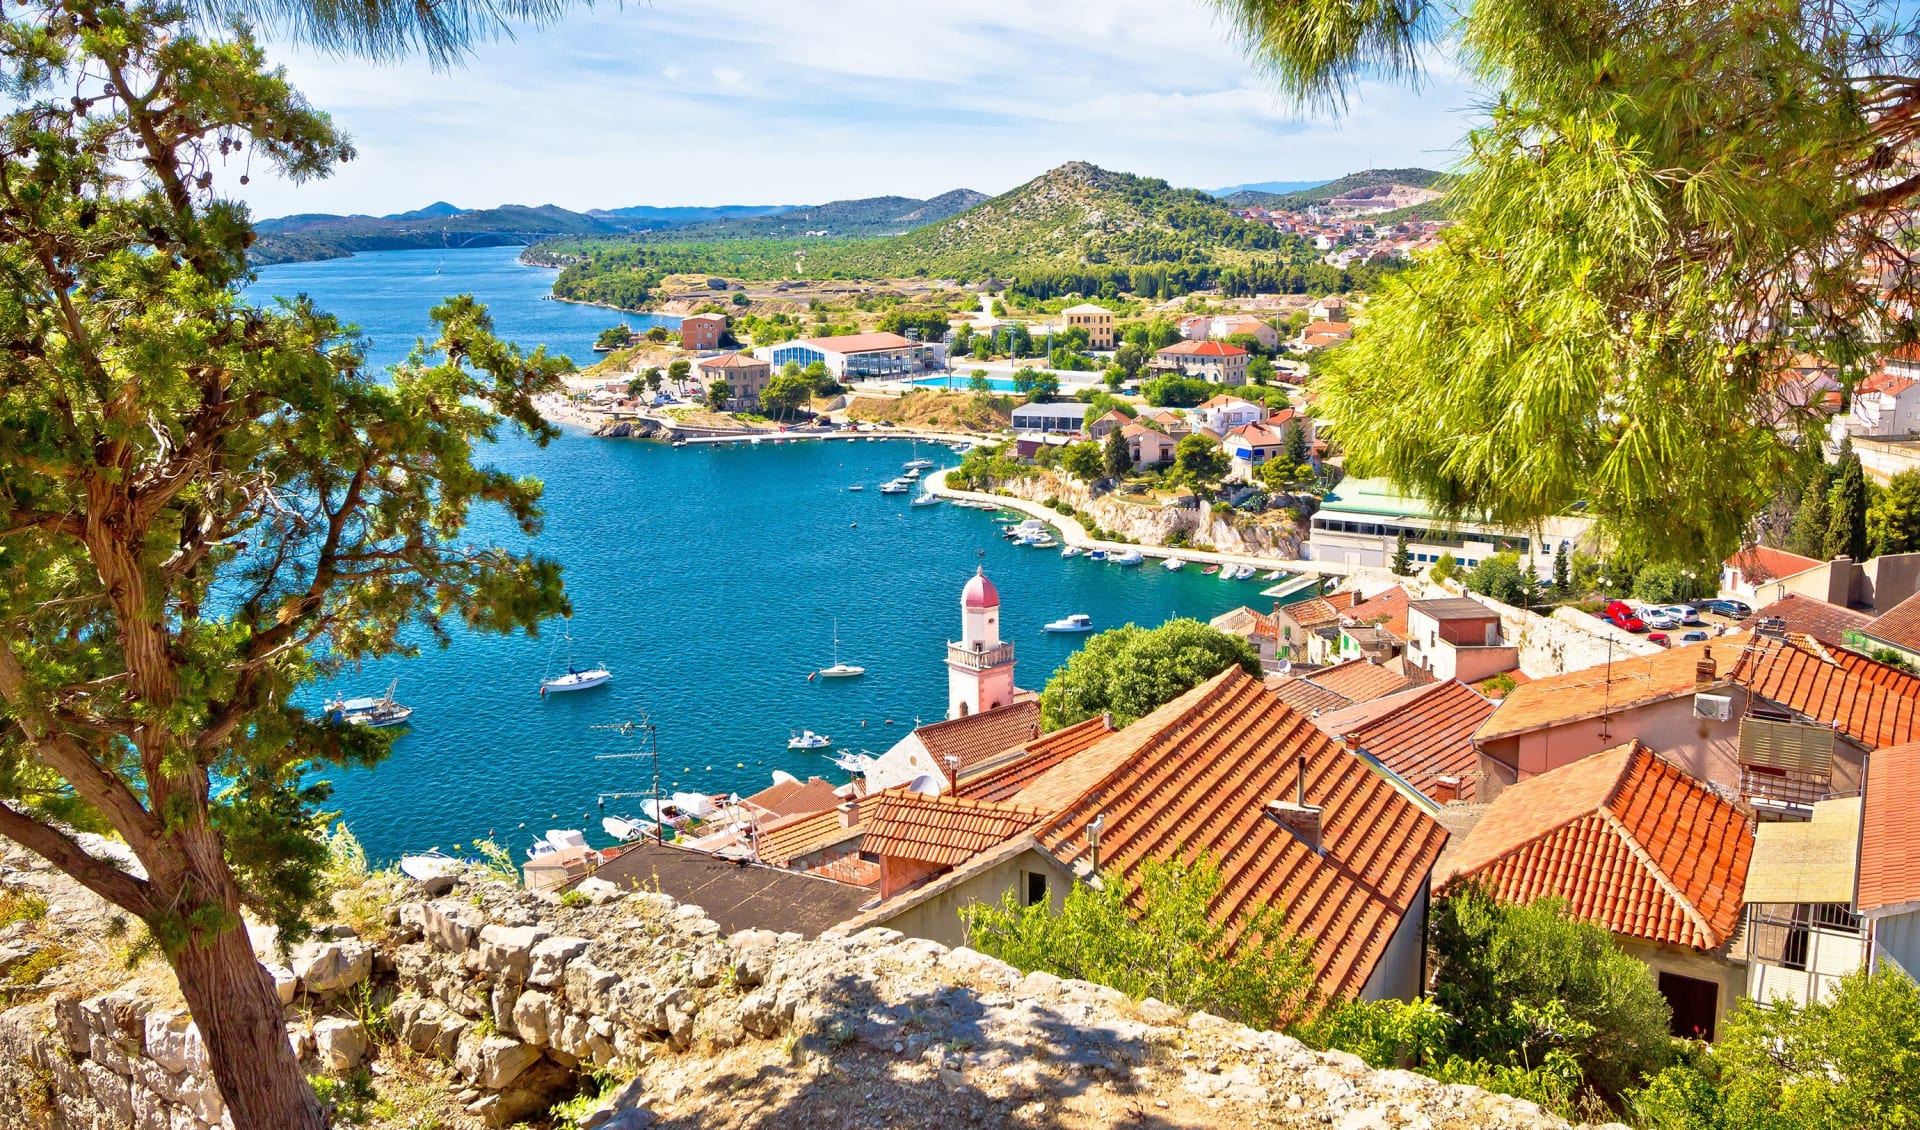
0;838;1599;1130
1225;168;1448;211
633;189;989;241
250;203;649;266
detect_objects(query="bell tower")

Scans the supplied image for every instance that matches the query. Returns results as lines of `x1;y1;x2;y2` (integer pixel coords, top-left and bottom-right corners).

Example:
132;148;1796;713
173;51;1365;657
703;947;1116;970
948;567;1016;719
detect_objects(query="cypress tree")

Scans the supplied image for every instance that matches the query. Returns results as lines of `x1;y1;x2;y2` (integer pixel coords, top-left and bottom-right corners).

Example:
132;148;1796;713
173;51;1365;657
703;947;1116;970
1789;467;1833;559
1826;439;1869;561
1104;427;1133;478
1553;549;1570;596
1392;530;1411;576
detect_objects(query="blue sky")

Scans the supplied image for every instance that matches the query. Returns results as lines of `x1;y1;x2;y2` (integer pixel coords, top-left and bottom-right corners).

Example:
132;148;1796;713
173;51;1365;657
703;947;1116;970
241;0;1480;219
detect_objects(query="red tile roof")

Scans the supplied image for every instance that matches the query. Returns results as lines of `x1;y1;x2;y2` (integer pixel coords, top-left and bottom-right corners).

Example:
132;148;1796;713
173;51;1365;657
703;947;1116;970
808;856;880;888
862;793;1042;868
1309;657;1410;703
1728;633;1920;749
1753;594;1873;648
757;798;864;866
1299;321;1353;338
1858;741;1920;914
1158;340;1249;358
913;700;1043;783
1860;370;1919;397
742;776;841;822
1861;589;1920;653
1279;596;1343;630
695;351;767;371
1028;668;1450;998
1477;635;1749;743
956;715;1117;803
1310;681;1497;802
1438;743;1754;950
799;332;915;354
1724;544;1822;586
1343;586;1411;639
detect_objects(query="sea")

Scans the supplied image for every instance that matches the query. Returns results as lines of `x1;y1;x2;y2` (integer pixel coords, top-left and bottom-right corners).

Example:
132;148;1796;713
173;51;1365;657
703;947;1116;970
247;246;1274;862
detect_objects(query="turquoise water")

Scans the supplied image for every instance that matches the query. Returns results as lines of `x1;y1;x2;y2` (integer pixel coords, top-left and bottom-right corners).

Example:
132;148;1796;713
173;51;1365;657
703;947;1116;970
246;248;1268;862
914;375;1021;393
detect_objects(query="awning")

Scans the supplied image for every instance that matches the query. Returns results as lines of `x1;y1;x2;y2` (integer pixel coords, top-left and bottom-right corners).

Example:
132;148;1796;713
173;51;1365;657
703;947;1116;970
1744;796;1861;905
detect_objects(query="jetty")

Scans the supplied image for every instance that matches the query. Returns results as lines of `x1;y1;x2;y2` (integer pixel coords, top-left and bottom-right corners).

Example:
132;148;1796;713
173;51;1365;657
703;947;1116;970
923;468;1356;585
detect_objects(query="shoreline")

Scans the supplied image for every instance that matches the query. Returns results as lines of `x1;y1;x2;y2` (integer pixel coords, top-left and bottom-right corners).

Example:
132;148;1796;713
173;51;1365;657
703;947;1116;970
924;468;1353;581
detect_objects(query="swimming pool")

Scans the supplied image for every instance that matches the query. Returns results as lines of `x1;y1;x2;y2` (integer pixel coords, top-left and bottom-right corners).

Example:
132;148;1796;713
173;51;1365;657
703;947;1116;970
912;375;1021;393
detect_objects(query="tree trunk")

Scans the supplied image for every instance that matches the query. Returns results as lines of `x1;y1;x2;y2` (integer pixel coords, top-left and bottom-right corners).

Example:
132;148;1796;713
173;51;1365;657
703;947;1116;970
168;919;325;1130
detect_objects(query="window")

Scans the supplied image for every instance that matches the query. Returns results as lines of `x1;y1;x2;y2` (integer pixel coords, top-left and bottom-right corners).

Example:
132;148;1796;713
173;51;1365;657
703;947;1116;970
1023;871;1048;908
1657;972;1720;1040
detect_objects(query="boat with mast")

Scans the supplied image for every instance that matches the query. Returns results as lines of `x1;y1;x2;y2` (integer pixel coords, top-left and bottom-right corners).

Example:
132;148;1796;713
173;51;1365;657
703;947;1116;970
812;619;866;679
540;619;612;695
325;678;414;728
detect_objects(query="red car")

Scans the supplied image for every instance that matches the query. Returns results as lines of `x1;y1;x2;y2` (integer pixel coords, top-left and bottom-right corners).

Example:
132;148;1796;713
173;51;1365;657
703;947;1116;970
1604;600;1647;632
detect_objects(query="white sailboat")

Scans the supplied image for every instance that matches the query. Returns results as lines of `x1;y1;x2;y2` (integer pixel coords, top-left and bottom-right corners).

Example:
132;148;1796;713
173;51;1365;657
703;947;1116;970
813;618;866;679
540;619;612;695
325;678;414;727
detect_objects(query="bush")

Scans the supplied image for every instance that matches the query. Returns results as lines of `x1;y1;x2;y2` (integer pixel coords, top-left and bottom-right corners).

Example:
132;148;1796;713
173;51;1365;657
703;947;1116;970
961;854;1318;1030
1465;552;1532;606
1039;618;1260;729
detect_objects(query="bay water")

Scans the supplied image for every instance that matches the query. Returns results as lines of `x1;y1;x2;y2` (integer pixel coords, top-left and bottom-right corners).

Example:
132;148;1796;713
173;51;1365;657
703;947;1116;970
247;247;1265;862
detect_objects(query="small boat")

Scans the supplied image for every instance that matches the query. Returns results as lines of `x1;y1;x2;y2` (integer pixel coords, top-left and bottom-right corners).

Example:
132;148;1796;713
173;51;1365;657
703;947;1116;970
1201;564;1221;575
830;749;877;775
541;619;612;694
847;484;865;492
1088;549;1108;562
672;440;687;448
879;481;910;494
526;828;591;861
1061;546;1084;559
602;815;671;843
901;468;922;480
1029;537;1058;549
813;619;866;679
398;849;463;883
1043;614;1095;633
1112;550;1145;566
788;729;832;750
911;493;942;507
1163;557;1186;571
903;459;935;471
1260;570;1283;581
1235;565;1258;580
1218;564;1239;581
325;678;414;728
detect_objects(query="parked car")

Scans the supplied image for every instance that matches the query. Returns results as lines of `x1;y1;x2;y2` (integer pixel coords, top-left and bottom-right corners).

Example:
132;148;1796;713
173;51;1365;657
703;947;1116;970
1680;630;1711;643
1604;600;1647;632
1706;599;1753;620
1645;613;1682;631
1649;604;1702;625
1648;632;1670;647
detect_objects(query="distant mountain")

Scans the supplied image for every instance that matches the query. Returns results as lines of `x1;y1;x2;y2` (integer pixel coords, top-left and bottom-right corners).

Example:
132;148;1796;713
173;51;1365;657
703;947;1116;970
1208;179;1327;198
630;190;990;241
1225;168;1448;210
251;203;648;266
384;201;466;221
589;204;792;226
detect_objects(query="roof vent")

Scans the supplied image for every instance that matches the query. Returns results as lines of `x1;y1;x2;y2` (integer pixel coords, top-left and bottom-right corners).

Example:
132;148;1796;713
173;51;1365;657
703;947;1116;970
1265;756;1324;853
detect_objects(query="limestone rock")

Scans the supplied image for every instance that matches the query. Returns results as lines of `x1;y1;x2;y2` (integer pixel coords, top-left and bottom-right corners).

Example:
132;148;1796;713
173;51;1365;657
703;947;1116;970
458;1035;543;1090
527;935;590;987
313;1018;369;1072
422;898;487;953
478;924;548;981
575;877;621;905
291;938;372;994
512;990;554;1046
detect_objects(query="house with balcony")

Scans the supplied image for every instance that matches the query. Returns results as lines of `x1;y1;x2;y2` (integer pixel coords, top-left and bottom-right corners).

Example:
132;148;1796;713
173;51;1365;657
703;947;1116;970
1736;796;1868;1006
1403;597;1519;683
1153;340;1250;385
1192;395;1265;435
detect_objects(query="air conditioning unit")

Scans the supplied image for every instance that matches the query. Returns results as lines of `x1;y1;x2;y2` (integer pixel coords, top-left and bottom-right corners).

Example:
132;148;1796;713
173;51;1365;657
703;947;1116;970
1693;693;1733;722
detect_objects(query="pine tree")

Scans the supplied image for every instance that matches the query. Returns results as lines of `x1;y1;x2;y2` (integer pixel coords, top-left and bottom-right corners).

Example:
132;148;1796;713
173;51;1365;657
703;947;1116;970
1790;467;1833;559
1391;531;1411;576
1284;419;1310;467
1826;439;1870;561
1104;428;1133;478
1552;549;1571;596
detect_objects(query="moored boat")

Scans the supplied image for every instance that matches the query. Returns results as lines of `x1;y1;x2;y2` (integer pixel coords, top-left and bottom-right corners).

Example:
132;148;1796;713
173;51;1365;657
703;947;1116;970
1043;613;1095;633
1162;557;1185;571
879;480;910;494
911;493;942;507
1061;546;1084;559
325;678;414;728
812;619;866;679
541;619;611;695
1112;550;1145;566
788;729;831;750
398;848;463;883
1201;564;1221;575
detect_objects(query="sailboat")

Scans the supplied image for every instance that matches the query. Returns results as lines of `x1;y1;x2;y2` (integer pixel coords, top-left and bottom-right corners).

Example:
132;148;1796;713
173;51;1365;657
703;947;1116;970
540;619;612;695
325;678;414;727
813;618;865;679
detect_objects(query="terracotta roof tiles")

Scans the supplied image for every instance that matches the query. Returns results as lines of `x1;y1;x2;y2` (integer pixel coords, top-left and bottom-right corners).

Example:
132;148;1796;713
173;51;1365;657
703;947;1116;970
1343;587;1411;638
914;700;1043;783
1265;674;1353;716
1858;741;1920;914
956;715;1117;803
1753;594;1873;648
757;799;863;866
1029;668;1450;998
1159;340;1249;358
1728;633;1920;748
1310;681;1497;802
1725;544;1823;586
1477;635;1749;743
742;776;841;822
1438;743;1753;950
1308;658;1410;703
862;793;1043;868
1861;589;1920;653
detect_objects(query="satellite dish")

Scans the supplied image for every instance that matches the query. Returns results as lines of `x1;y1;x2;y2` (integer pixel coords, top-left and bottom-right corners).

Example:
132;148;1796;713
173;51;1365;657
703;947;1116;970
908;774;944;797
770;770;801;787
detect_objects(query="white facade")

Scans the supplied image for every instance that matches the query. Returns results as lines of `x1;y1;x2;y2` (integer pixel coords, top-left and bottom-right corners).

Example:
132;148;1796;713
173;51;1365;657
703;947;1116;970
1193;397;1264;435
1010;403;1090;434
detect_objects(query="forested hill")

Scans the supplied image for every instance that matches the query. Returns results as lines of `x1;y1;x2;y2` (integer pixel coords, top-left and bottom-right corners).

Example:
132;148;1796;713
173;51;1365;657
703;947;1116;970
250;204;650;266
626;189;989;241
535;161;1401;310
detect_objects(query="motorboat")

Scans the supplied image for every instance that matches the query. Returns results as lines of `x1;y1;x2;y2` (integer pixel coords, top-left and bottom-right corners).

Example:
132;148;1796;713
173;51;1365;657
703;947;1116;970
1060;546;1084;559
901;468;922;480
878;480;910;494
541;619;611;695
911;493;942;507
1112;550;1145;566
397;848;463;883
1029;537;1058;549
1088;549;1108;562
325;678;414;727
788;729;832;750
1043;614;1095;633
1201;564;1221;575
1218;564;1238;581
847;484;865;492
830;749;878;775
602;815;671;843
903;459;935;471
1162;557;1186;571
526;828;590;860
1260;570;1283;581
812;619;866;679
1235;565;1258;580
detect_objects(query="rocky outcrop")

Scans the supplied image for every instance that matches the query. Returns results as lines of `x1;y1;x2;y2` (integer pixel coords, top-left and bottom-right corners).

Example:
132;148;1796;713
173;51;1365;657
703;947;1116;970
995;471;1306;558
0;841;1611;1130
592;417;674;440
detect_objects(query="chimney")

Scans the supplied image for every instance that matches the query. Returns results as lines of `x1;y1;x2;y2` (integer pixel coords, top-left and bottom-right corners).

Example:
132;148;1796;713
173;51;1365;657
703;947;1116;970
1266;756;1324;853
1695;645;1717;692
1341;732;1363;757
1431;775;1461;804
836;801;857;829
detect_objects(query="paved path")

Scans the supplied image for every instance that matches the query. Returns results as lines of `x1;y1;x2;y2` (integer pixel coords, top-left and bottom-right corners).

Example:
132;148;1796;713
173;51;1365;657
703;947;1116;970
923;469;1355;589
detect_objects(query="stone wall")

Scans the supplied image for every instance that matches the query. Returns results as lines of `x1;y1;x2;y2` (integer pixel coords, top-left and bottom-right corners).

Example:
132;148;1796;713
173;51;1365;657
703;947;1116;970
0;845;1616;1130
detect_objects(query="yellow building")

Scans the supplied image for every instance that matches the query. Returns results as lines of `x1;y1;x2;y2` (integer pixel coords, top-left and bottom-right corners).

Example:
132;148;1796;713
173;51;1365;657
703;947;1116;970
1061;303;1115;350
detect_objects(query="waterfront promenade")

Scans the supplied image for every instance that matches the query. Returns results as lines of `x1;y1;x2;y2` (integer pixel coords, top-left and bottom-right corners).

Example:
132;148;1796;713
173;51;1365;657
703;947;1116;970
923;469;1357;585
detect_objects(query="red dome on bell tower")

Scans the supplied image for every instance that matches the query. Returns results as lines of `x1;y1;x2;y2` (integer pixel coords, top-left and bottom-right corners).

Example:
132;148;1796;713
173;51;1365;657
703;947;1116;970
961;566;1000;609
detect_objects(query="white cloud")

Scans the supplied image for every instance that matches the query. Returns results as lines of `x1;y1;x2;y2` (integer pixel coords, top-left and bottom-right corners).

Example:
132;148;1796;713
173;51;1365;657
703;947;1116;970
234;0;1479;218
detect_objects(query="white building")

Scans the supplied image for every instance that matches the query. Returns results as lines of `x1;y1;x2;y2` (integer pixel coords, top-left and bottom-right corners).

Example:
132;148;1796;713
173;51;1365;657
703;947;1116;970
948;568;1017;719
1192;395;1265;436
1308;477;1588;575
1838;346;1920;438
1403;598;1518;683
757;332;946;380
1010;402;1090;434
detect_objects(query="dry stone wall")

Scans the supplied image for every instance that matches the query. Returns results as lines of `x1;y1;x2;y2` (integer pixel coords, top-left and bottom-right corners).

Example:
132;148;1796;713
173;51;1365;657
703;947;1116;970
0;842;1619;1130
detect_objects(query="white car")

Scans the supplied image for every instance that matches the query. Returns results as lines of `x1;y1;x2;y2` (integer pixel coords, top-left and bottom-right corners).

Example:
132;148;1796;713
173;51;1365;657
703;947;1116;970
1644;613;1682;631
1649;604;1702;625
